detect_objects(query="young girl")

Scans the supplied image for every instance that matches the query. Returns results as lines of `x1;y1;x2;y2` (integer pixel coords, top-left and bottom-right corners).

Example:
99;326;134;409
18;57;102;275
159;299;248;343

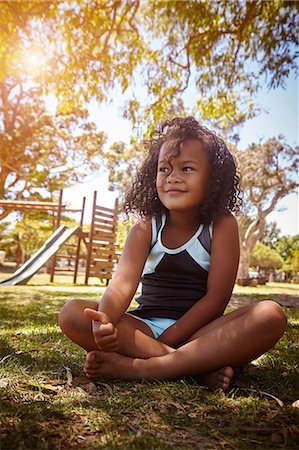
59;117;287;390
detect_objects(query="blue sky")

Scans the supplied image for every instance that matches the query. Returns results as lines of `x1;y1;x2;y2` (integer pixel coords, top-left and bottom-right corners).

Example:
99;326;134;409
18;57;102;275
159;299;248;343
63;73;298;236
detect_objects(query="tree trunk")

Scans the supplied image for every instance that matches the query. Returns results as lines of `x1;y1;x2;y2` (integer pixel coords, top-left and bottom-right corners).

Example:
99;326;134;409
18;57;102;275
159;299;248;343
238;243;252;279
237;216;265;279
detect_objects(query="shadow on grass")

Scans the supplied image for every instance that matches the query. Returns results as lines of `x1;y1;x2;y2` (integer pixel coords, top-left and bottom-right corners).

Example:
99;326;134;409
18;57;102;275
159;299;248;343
0;286;298;449
0;395;88;450
3;373;299;450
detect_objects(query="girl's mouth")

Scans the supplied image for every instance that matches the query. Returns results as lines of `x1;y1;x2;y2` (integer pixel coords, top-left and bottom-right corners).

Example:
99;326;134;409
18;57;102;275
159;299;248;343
165;189;186;194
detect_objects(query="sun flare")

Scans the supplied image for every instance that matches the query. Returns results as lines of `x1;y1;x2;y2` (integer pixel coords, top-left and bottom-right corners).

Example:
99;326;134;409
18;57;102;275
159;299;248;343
22;46;46;75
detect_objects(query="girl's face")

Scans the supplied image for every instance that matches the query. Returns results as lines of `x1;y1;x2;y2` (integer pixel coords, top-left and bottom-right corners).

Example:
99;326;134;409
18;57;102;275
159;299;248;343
156;139;210;215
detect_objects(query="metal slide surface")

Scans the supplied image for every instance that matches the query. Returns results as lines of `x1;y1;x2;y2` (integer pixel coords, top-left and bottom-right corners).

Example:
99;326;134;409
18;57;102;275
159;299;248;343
0;225;79;286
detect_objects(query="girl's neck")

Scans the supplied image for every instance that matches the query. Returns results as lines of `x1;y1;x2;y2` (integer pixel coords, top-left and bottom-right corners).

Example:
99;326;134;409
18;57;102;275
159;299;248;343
161;211;201;249
166;210;201;230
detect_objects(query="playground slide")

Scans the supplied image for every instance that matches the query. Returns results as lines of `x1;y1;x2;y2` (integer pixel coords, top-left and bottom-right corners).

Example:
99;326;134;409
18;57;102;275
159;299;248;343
0;225;79;286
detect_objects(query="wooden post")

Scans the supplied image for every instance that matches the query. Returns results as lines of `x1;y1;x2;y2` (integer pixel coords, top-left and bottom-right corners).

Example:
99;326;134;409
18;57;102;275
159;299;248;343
85;191;97;285
50;189;63;283
73;196;86;284
105;197;118;286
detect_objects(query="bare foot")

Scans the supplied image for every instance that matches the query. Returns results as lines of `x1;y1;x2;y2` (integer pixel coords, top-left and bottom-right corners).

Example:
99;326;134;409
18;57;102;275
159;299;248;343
84;350;144;380
84;352;234;391
195;366;234;391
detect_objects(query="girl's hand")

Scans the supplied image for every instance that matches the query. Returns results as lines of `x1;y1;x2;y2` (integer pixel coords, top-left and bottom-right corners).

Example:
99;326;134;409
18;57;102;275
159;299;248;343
84;308;119;352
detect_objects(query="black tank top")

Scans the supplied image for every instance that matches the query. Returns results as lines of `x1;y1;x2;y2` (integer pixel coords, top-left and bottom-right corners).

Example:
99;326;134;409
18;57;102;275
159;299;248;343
130;214;212;320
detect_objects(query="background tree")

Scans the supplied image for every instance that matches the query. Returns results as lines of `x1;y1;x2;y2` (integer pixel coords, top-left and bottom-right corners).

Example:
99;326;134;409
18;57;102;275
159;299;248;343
106;140;142;193
49;1;299;132
1;1;298;130
14;210;78;261
1;0;298;267
135;0;299;132
0;1;103;219
0;195;84;265
260;221;282;249
275;234;299;281
292;250;299;281
0;83;106;219
0;221;11;260
1;1;298;198
235;138;298;279
250;241;283;275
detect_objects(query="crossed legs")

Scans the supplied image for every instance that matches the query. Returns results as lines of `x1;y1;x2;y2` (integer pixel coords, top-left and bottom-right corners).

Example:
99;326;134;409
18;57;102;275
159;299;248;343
59;299;287;389
59;299;174;357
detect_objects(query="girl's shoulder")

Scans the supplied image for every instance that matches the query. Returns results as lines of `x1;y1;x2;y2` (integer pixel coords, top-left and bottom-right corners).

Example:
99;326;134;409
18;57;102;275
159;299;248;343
131;214;164;247
129;216;152;242
212;213;239;235
131;216;152;232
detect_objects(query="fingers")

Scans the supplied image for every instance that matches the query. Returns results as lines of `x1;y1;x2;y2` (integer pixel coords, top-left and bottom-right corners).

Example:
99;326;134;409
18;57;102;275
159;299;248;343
92;321;119;352
92;321;114;335
83;308;118;351
84;308;110;324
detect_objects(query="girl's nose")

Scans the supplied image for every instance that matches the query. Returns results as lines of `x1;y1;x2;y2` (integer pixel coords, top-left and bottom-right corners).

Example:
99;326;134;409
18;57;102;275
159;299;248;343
167;170;181;183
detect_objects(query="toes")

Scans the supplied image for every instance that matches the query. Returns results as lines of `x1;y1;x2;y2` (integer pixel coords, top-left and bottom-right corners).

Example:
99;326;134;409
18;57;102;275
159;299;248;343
84;351;104;375
222;366;234;378
218;374;230;385
86;351;99;364
84;365;102;376
217;369;233;390
84;370;98;378
85;350;105;366
221;377;230;388
84;364;100;373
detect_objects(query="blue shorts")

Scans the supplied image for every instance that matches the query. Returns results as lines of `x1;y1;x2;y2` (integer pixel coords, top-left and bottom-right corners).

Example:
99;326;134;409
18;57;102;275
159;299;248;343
135;316;177;339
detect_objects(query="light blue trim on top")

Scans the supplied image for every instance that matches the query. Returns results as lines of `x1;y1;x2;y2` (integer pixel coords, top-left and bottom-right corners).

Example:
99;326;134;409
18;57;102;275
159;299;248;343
142;240;164;275
142;213;211;275
158;214;204;254
186;239;211;272
151;215;157;247
142;216;163;276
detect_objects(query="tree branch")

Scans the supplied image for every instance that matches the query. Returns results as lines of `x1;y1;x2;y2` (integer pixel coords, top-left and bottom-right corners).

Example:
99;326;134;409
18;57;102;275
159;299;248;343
261;187;289;217
101;1;119;53
0;209;11;221
248;180;264;205
168;52;191;93
6;175;20;190
15;181;28;200
10;83;24;131
117;0;140;35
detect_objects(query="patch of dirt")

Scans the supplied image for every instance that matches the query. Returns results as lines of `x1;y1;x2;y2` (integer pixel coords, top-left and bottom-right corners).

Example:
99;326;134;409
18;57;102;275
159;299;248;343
229;294;299;308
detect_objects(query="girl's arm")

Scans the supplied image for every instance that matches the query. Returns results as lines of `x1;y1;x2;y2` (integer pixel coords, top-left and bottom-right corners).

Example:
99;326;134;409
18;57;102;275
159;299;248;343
96;218;152;325
158;214;240;347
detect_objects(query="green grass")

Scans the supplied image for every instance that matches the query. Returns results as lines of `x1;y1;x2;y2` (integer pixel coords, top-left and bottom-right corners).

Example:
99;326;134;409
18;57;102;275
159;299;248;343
0;277;298;449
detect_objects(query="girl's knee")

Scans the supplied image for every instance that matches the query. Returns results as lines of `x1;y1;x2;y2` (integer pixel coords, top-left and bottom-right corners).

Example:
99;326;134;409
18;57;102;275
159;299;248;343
255;300;287;338
59;299;76;331
59;298;97;332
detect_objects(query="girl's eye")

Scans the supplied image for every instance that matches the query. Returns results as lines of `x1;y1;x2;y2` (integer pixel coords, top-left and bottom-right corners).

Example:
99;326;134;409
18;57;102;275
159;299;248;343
183;167;193;172
158;166;169;173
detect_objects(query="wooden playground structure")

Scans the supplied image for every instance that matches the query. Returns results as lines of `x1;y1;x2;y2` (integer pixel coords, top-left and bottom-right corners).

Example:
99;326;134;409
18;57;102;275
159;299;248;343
0;190;119;285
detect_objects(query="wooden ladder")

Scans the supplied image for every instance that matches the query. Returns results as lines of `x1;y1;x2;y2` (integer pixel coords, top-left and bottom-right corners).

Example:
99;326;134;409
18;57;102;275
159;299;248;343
85;191;118;285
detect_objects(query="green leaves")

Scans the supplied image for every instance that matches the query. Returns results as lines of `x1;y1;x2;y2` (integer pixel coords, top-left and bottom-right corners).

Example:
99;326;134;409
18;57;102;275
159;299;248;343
235;138;298;212
2;0;298;131
0;83;106;215
251;242;284;271
1;0;298;221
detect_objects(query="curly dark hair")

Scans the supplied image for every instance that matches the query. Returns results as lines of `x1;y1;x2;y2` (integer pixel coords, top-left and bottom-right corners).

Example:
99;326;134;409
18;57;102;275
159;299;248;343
124;117;242;222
